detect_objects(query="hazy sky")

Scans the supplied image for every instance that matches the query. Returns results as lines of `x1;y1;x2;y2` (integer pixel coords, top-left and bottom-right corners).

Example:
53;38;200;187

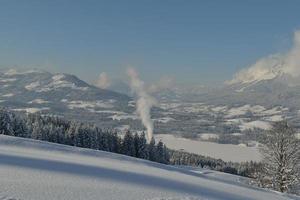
0;0;300;85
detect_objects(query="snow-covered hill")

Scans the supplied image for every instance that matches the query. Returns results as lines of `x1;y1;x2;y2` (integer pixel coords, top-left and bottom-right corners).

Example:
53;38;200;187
0;69;133;127
0;135;298;200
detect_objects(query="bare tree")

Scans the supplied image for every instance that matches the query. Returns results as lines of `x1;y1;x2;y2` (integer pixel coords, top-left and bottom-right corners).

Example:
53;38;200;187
260;121;300;193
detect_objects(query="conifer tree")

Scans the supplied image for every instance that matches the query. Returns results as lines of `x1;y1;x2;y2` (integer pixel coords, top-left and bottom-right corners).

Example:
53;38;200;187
122;131;136;156
148;137;156;161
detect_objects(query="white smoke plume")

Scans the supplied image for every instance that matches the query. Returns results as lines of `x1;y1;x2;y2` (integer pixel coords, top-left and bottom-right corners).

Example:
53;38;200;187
95;72;111;89
127;67;156;141
228;30;300;84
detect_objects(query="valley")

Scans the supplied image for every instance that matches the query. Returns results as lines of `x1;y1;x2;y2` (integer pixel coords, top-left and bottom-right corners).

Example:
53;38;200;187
0;69;299;150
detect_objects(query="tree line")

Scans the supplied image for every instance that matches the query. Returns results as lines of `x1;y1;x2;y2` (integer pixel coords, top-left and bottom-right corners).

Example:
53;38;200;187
169;150;261;178
0;108;169;164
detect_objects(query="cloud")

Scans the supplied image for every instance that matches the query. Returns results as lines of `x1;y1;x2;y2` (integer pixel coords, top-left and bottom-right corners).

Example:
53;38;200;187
94;72;111;89
228;30;300;84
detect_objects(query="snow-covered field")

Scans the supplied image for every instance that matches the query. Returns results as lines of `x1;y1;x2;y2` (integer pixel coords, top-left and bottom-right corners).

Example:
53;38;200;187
12;107;50;114
239;120;271;131
0;135;298;200
155;134;260;162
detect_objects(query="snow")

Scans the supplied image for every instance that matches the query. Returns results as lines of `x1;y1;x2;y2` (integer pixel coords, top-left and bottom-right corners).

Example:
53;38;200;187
227;55;283;85
0;78;16;83
250;105;267;113
3;69;42;76
231;133;243;136
2;93;14;97
52;74;66;81
263;115;283;122
235;86;247;92
25;81;40;90
3;69;19;75
159;103;210;113
88;110;125;114
110;114;138;121
67;100;114;110
262;107;282;115
210;106;228;113
179;104;210;113
12;107;50;113
34;74;89;92
28;99;49;104
155;134;261;162
128;101;135;107
225;105;267;118
226;105;252;118
198;133;219;140
224;105;284;118
225;118;273;131
225;118;246;124
155;117;175;123
0;135;298;200
159;102;181;110
239;121;271;131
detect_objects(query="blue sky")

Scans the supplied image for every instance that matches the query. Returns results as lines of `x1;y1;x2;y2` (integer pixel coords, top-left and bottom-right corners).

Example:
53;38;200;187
0;0;299;85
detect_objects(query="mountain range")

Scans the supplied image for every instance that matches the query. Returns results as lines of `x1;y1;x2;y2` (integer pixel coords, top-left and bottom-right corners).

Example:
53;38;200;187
1;68;300;142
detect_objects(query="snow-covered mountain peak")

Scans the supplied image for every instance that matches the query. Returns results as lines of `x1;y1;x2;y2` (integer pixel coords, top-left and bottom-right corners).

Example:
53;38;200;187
226;55;285;86
227;30;300;86
52;73;66;81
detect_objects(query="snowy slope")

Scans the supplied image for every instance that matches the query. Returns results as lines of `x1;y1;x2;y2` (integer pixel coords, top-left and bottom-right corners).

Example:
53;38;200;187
0;135;298;200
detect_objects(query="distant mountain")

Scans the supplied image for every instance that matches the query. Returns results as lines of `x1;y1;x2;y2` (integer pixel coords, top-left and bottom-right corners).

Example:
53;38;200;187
132;68;300;137
200;75;300;109
0;69;133;127
217;72;300;109
158;71;300;110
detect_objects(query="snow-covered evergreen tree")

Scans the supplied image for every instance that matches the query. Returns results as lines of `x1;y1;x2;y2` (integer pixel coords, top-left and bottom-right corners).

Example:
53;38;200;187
0;108;14;135
122;131;136;156
31;120;42;140
148;137;156;161
155;141;166;164
134;132;148;159
66;121;77;146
